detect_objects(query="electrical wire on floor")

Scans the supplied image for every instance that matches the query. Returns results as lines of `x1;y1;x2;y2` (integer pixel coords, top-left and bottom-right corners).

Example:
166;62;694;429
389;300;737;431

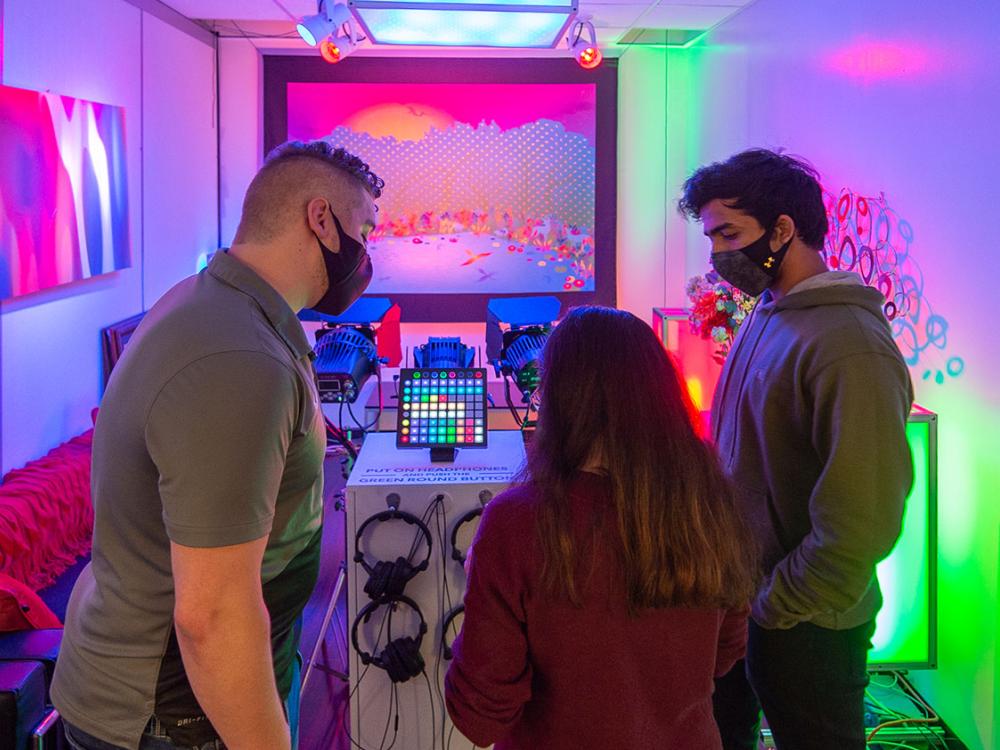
865;670;948;750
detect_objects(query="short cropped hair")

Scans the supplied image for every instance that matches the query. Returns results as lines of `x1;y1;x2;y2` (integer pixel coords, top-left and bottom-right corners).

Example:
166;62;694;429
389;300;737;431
265;140;384;198
678;148;828;249
235;140;383;244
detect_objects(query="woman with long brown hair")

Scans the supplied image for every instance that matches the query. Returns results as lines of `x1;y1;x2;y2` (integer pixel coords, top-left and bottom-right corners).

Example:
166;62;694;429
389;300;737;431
445;306;757;749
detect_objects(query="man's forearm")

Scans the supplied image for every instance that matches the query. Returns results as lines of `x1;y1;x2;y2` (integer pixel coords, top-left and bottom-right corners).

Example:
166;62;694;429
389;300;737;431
176;600;290;750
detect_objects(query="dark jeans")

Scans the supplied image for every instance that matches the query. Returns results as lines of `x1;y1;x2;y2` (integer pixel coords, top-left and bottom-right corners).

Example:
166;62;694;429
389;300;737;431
713;619;875;750
62;720;224;750
63;647;301;750
62;653;301;750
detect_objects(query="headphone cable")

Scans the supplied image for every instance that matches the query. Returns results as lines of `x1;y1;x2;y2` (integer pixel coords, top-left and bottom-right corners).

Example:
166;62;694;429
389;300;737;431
343;600;394;750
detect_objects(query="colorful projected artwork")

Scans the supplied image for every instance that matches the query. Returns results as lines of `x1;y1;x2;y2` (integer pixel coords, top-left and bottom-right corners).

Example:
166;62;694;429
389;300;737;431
823;188;963;385
0;84;131;299
287;82;595;295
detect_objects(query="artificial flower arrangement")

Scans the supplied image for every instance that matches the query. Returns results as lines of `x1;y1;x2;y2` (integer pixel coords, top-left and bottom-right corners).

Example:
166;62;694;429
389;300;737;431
685;271;757;363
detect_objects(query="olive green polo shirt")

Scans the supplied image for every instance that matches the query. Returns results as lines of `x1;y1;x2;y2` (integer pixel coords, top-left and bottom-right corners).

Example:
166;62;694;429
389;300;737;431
52;251;325;749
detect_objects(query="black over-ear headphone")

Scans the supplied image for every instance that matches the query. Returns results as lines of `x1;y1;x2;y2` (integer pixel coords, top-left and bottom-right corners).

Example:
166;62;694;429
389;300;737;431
354;508;433;601
450;507;483;565
441;604;464;661
351;595;428;683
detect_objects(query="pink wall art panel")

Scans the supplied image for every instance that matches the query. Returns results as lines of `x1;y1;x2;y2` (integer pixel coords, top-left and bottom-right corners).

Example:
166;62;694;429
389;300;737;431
0;83;131;299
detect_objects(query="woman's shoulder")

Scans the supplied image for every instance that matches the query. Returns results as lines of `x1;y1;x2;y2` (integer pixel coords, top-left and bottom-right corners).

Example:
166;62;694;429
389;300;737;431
481;483;542;528
481;472;611;530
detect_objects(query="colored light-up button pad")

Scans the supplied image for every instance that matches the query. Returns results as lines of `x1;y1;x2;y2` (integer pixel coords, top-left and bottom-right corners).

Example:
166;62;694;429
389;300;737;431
396;368;488;449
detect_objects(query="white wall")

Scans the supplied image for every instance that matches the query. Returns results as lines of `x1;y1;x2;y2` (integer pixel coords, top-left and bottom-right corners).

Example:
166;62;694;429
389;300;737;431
687;2;1000;747
0;0;218;473
141;12;219;304
218;36;261;248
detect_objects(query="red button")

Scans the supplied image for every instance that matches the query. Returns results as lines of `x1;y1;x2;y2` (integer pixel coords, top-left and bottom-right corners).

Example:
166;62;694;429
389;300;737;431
475;372;483;379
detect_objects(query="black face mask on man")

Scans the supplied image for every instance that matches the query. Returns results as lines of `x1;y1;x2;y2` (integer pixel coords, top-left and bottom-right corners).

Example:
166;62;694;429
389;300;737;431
309;211;373;316
710;225;792;297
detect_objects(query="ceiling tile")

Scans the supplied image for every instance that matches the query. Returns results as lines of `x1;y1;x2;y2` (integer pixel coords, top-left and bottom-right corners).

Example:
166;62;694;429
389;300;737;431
637;3;744;29
160;0;315;21
580;3;652;28
594;26;628;44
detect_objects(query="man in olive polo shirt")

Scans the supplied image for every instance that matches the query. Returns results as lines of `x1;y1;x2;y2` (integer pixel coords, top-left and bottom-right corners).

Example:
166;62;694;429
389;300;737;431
52;141;382;750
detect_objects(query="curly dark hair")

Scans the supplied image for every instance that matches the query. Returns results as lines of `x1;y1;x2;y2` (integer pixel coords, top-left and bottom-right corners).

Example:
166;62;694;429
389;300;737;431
265;139;384;198
678;148;828;249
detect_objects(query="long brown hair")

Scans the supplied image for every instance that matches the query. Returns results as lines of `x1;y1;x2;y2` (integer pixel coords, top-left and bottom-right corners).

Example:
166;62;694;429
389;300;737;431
523;306;757;614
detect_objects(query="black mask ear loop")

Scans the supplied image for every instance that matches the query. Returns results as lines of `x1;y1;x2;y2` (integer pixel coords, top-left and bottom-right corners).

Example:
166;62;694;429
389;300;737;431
744;222;793;279
314;209;366;283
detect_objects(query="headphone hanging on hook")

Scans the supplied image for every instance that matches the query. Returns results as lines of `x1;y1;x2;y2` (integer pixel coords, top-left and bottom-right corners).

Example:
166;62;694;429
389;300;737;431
449;507;483;565
351;595;428;683
355;507;433;600
441;604;464;661
450;490;491;565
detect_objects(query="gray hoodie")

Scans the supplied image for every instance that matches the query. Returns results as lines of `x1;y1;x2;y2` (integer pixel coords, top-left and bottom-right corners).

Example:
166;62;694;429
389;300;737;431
712;272;914;630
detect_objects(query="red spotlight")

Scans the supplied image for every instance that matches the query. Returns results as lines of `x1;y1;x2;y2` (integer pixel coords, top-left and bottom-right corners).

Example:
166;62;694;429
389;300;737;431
567;20;603;70
320;38;345;63
576;45;603;69
319;27;357;63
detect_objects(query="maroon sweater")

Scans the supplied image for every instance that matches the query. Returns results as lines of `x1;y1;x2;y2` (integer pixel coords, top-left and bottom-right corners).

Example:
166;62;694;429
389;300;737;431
445;474;748;750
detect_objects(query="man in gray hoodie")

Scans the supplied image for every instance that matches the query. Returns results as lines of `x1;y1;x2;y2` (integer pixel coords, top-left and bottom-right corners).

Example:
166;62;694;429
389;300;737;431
679;149;913;750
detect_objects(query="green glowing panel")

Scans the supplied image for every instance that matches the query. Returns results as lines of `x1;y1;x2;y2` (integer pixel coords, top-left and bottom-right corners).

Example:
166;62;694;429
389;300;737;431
869;410;937;669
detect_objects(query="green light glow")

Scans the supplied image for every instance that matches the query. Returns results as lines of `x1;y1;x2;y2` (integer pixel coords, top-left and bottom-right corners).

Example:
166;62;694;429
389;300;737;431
870;417;934;667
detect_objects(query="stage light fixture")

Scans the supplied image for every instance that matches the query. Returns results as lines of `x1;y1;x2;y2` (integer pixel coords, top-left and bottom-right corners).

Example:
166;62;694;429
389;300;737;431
297;0;352;46
313;325;379;404
300;297;402;367
486;296;560;428
319;31;357;63
413;337;476;370
498;327;549;398
567;19;602;69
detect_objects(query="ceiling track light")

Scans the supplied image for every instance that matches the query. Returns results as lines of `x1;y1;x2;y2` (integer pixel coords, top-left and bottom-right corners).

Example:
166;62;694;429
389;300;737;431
319;22;360;63
567;18;602;69
297;0;352;46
